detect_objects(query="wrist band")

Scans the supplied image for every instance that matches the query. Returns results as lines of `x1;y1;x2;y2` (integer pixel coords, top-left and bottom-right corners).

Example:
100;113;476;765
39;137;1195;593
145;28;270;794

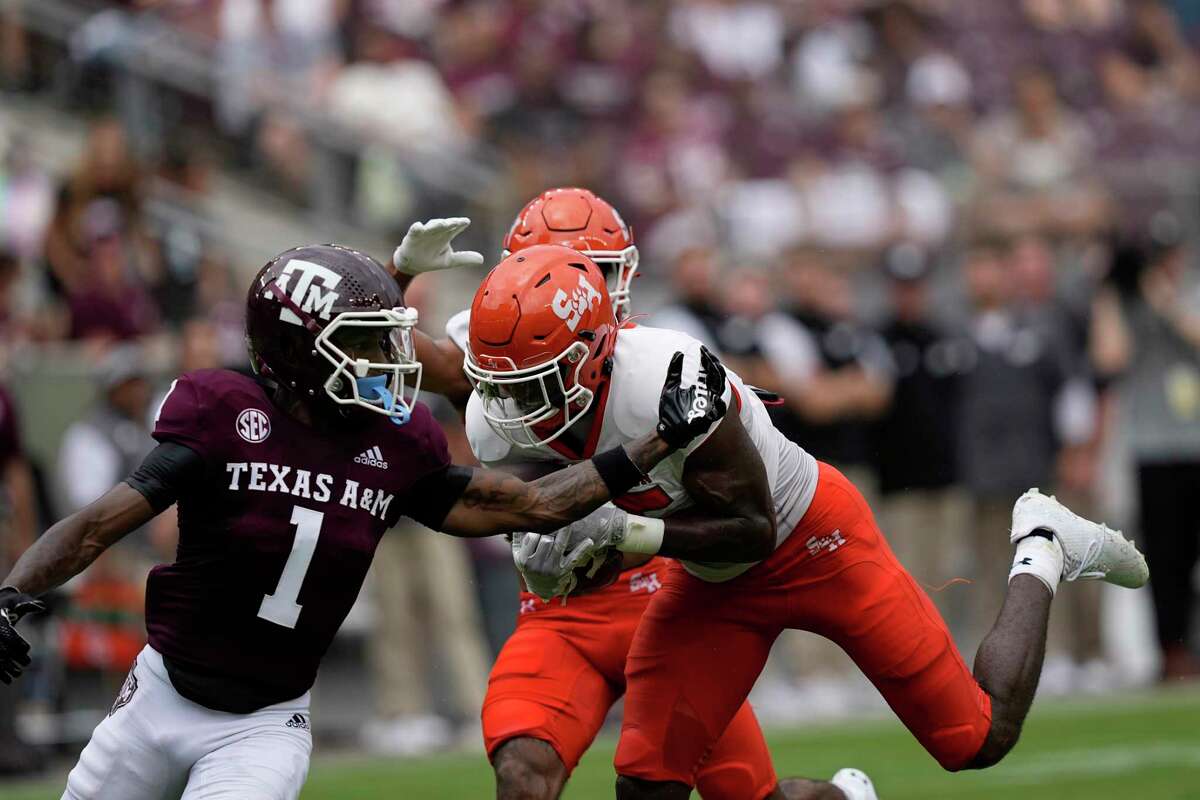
617;515;665;555
591;446;647;497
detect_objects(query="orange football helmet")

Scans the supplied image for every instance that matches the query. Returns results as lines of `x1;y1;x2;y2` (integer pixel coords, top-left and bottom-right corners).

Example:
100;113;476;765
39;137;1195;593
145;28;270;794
465;244;618;448
502;187;638;320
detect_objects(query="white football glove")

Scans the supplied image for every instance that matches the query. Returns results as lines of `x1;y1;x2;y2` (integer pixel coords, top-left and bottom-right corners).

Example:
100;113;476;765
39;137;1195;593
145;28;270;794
512;529;610;603
392;217;485;276
556;504;630;552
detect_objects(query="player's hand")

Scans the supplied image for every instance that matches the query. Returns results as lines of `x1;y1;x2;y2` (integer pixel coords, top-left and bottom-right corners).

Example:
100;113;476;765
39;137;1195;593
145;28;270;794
656;346;728;449
0;587;45;685
512;531;602;602
392;217;485;276
555;504;630;552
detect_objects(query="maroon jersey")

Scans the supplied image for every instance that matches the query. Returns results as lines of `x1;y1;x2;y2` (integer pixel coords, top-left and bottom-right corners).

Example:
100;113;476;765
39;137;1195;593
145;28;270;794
146;369;450;707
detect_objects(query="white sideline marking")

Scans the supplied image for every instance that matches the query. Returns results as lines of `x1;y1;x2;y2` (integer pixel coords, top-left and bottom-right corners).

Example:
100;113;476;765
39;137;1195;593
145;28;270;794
983;742;1200;785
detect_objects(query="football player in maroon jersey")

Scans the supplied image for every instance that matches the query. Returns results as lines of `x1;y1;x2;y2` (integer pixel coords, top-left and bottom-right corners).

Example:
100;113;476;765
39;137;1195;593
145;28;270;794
0;243;724;800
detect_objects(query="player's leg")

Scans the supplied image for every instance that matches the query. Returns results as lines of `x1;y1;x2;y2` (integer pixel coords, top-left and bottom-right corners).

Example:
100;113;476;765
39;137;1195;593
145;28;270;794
969;489;1146;767
484;622;620;800
62;652;188;800
695;702;868;800
614;566;781;800
806;467;1145;772
694;701;780;800
798;480;994;772
492;738;571;800
178;697;312;800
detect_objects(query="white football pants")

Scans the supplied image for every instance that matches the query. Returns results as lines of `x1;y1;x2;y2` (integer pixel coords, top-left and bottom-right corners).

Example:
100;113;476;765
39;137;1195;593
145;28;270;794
62;645;312;800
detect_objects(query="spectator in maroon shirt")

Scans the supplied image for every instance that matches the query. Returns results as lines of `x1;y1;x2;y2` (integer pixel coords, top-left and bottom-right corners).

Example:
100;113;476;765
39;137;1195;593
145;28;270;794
66;199;159;343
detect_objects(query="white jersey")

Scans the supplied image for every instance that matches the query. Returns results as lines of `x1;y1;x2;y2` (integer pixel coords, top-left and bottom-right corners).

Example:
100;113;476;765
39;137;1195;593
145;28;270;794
465;324;819;582
445;308;472;355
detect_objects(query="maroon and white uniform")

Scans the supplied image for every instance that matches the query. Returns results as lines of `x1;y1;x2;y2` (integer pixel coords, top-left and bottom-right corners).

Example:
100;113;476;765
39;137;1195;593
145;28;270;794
147;368;449;708
64;369;452;800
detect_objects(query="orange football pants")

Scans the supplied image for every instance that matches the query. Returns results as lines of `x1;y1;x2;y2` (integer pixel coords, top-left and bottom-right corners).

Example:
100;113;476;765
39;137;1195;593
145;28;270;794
482;557;778;799
616;463;993;787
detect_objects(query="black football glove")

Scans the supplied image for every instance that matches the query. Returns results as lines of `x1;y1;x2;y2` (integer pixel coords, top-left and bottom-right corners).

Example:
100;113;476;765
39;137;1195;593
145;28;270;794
0;587;46;685
656;346;728;450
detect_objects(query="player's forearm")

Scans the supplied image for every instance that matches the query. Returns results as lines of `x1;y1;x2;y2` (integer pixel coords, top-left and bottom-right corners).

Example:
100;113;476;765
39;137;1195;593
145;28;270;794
413;329;473;404
5;514;106;597
523;433;672;531
4;484;153;596
452;433;672;535
658;509;776;562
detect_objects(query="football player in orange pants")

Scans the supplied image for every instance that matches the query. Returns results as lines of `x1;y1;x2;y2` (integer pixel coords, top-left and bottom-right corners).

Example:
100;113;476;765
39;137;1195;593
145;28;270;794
395;191;871;799
455;243;1149;800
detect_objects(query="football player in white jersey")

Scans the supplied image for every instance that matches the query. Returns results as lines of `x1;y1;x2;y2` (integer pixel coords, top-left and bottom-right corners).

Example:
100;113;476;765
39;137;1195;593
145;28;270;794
393;192;872;799
460;244;1150;800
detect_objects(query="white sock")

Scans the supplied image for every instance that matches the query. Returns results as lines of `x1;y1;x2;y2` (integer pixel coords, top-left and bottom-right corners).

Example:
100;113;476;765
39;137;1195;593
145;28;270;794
1009;533;1064;596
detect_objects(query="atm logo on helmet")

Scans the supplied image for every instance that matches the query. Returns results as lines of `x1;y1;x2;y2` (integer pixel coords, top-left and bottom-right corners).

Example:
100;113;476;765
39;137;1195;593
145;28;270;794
551;274;602;332
268;259;344;326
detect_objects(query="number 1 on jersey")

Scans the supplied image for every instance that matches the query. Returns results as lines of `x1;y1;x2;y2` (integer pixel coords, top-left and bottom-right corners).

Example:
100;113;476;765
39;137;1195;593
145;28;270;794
258;506;323;629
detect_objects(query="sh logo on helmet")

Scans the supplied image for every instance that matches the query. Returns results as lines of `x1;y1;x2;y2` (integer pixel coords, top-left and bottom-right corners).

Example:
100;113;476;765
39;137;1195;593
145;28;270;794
551;275;603;332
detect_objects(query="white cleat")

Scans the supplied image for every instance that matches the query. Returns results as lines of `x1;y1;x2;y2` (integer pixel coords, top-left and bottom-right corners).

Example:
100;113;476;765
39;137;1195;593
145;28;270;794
831;767;878;800
1011;489;1148;589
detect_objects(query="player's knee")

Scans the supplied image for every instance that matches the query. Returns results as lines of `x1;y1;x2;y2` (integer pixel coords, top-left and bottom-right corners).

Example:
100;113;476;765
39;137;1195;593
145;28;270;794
696;761;777;799
615;774;691;800
918;726;1000;773
493;738;566;800
961;719;1022;771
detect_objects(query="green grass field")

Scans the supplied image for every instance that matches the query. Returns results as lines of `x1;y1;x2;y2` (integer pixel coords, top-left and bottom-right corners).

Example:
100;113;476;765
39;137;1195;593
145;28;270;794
6;684;1200;799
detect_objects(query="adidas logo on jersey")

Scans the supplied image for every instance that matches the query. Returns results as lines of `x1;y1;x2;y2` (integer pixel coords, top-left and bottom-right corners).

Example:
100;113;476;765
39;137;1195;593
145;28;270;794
285;713;310;730
354;446;388;469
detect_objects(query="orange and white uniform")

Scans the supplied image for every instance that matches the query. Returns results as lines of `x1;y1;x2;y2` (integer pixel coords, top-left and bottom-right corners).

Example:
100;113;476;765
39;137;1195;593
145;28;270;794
454;316;778;798
466;322;993;789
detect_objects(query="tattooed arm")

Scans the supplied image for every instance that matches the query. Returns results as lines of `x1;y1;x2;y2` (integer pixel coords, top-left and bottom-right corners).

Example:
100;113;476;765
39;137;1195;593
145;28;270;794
4;484;155;596
438;432;672;536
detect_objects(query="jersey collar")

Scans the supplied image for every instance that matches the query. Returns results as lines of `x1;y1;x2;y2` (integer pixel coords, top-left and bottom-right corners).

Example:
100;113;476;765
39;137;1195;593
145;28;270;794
540;377;612;461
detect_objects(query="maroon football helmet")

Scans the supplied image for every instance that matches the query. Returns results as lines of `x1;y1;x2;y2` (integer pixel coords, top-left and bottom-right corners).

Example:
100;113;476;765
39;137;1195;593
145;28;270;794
245;244;421;424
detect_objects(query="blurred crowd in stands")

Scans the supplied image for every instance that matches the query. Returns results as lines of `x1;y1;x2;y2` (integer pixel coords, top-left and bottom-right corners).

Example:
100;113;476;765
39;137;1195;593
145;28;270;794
1;0;1200;772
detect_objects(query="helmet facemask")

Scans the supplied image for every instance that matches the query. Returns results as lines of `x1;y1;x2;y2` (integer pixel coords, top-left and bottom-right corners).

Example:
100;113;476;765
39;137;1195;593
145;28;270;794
315;308;423;426
583;245;638;321
464;340;595;448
